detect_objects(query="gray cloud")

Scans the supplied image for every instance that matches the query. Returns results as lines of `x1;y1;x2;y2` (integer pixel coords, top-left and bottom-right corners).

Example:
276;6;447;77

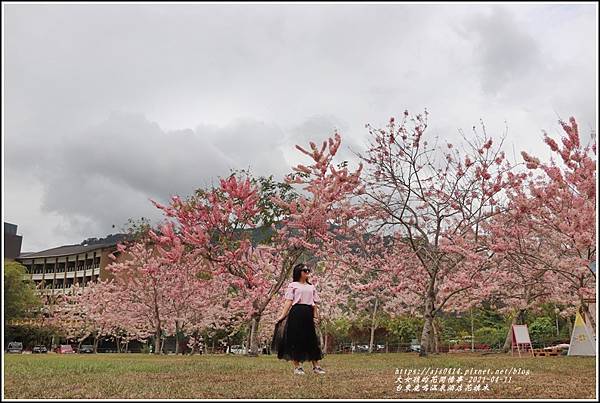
3;3;597;251
457;6;544;96
8;112;295;247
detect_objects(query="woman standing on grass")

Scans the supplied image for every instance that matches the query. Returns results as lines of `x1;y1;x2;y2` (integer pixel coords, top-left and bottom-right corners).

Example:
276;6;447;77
272;263;326;375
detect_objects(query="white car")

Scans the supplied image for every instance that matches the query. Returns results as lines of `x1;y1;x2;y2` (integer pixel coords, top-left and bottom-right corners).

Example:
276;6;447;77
229;345;246;354
7;342;23;353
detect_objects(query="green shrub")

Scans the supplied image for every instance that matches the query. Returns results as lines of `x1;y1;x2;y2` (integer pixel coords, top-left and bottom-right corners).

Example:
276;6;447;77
529;317;556;343
140;342;151;354
474;326;505;349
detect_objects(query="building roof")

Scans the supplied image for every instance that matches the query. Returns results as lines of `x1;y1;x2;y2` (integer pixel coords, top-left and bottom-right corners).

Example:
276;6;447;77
16;242;118;259
15;233;131;260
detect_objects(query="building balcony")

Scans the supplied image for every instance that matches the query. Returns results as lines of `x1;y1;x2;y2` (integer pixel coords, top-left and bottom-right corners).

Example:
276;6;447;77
25;266;100;281
38;288;63;295
35;284;88;295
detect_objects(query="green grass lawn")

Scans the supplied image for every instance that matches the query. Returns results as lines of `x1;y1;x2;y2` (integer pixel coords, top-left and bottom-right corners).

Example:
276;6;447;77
3;352;596;399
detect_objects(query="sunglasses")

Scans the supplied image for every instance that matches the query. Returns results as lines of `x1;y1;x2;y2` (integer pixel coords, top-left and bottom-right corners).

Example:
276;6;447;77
301;268;311;273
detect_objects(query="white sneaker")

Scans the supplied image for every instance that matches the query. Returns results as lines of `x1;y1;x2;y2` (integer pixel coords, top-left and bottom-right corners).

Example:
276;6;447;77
313;366;326;374
294;367;306;375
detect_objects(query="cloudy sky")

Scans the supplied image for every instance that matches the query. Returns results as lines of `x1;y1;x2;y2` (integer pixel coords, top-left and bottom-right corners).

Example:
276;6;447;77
3;3;597;252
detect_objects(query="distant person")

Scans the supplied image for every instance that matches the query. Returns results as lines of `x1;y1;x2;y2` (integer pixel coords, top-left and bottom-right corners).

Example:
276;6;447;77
272;263;325;375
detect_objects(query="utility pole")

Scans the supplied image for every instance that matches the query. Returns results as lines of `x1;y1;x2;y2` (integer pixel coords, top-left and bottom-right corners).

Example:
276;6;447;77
470;307;474;352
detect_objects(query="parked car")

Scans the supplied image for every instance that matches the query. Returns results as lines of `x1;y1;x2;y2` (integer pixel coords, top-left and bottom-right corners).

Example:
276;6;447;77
355;344;386;352
78;344;94;354
7;342;23;353
229;345;246;354
55;344;75;354
32;345;48;354
409;340;421;352
337;343;353;353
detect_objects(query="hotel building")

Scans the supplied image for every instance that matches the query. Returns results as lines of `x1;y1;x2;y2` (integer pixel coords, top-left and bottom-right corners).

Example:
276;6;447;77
15;240;125;304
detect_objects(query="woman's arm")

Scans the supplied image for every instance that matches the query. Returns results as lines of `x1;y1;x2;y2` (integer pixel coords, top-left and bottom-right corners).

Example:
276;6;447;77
312;286;321;322
276;299;293;322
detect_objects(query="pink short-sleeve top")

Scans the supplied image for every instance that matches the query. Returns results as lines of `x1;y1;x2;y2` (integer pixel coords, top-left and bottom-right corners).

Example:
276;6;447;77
284;281;321;306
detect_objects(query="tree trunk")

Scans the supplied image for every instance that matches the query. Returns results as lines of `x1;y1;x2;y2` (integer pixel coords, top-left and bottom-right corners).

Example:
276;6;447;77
175;321;180;355
154;327;162;355
502;324;512;353
324;332;329;354
432;319;440;354
243;330;249;354
503;309;526;352
160;337;165;354
116;337;121;353
470;307;474;353
125;340;129;353
247;315;261;356
153;289;162;354
419;281;436;357
369;298;378;353
420;314;433;356
93;335;99;353
247;319;255;355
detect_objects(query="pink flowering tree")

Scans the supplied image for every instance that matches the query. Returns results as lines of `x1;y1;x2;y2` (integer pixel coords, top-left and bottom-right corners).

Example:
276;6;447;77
48;288;93;348
104;229;231;354
105;239;173;354
161;251;231;354
305;260;354;353
485;207;577;350
487;183;585;279
509;117;596;328
50;282;122;352
357;110;515;356
320;223;411;353
150;132;365;355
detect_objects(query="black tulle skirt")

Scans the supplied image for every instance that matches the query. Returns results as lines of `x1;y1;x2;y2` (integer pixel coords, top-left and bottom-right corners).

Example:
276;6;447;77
271;303;325;362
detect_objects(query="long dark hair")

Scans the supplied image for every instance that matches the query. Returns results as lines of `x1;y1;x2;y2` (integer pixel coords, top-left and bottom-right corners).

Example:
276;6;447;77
292;263;312;285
